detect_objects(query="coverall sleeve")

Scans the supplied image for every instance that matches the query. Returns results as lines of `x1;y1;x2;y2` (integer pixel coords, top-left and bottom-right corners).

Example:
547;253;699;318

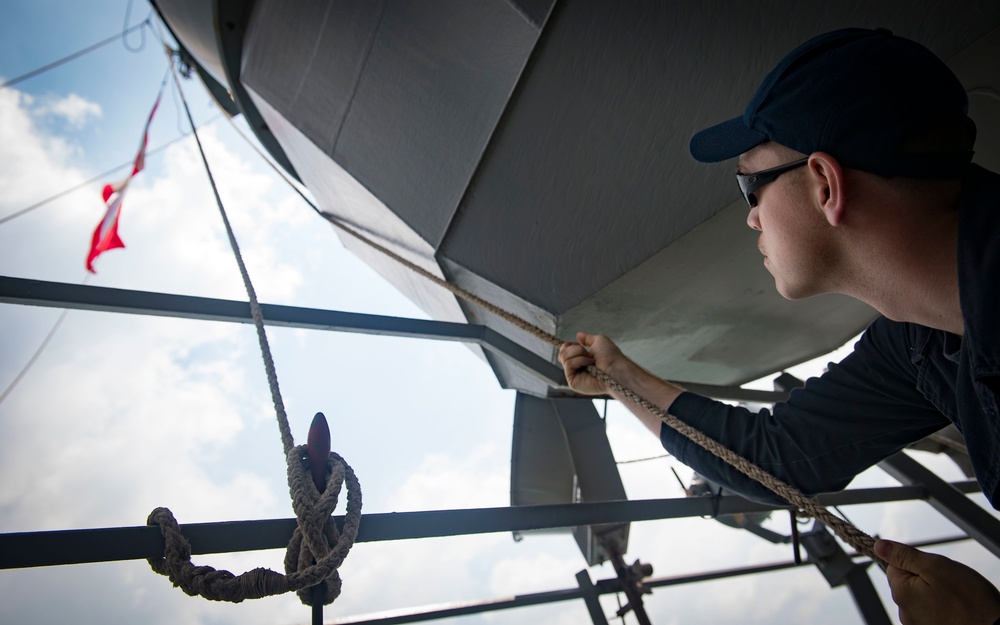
660;317;951;504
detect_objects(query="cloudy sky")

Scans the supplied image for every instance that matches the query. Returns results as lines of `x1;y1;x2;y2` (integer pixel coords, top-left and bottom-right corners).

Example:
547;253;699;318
1;2;998;624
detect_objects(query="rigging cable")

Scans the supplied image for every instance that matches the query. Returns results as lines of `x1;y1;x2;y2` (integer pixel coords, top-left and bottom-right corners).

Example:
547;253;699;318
0;275;89;408
166;55;192;135
617;454;670;465
0;114;223;227
223;88;887;569
121;1;153;53
1;20;151;91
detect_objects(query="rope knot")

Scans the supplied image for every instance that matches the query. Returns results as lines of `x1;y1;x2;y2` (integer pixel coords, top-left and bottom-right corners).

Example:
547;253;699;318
282;446;362;604
146;449;362;605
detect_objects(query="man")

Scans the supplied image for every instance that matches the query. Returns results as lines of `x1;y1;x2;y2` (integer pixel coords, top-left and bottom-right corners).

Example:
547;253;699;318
558;28;1000;625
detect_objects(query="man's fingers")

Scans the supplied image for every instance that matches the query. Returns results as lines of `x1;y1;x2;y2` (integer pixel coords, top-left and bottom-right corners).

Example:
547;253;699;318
876;540;914;571
876;540;938;576
886;562;918;591
563;354;595;372
559;342;586;362
559;342;596;386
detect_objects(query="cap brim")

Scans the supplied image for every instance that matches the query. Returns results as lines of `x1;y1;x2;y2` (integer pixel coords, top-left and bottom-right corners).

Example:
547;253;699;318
689;116;768;163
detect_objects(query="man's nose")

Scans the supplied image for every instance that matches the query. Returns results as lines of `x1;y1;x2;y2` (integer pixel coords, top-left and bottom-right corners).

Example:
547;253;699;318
746;206;761;231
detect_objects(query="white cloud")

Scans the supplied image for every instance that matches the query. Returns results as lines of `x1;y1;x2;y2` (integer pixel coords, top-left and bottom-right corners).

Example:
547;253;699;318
389;445;508;512
0;88;88;211
33;92;103;129
0;313;275;528
489;552;581;597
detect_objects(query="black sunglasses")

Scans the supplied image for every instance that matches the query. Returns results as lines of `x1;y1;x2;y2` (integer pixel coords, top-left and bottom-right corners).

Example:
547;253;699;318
736;158;809;208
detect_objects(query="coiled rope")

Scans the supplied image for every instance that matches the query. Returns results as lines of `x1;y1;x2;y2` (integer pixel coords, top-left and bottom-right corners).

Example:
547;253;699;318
147;450;361;604
226;113;885;568
145;45;362;606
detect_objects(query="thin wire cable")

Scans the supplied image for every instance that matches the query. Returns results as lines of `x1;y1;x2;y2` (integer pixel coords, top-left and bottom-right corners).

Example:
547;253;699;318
166;59;191;135
927;431;969;454
669;466;688;492
0;21;150;91
223;65;885;568
225;117;317;203
0;274;91;407
122;1;153;52
617;454;670;465
833;505;856;529
0;114;222;228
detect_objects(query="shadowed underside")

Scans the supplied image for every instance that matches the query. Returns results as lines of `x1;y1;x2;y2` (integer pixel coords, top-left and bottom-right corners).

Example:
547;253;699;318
156;0;1000;396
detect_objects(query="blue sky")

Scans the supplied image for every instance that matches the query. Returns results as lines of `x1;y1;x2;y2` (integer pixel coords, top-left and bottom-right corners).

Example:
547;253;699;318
1;2;998;624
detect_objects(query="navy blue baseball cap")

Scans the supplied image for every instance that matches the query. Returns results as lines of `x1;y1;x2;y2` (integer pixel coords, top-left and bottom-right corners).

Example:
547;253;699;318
690;28;975;177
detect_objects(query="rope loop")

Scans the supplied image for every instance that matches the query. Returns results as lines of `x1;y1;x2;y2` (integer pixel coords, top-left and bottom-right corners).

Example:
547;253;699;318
147;450;362;605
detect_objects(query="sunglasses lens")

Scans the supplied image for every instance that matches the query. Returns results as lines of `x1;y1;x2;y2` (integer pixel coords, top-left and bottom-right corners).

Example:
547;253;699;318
747;193;758;208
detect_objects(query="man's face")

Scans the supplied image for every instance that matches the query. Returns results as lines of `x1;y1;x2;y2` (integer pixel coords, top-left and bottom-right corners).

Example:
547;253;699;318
737;144;833;300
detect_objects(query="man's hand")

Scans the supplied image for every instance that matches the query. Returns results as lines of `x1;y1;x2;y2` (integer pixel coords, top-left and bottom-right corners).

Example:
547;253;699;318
559;332;686;436
875;539;1000;625
558;332;628;396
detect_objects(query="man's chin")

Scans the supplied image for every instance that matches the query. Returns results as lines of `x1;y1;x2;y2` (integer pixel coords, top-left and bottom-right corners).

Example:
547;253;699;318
774;279;812;301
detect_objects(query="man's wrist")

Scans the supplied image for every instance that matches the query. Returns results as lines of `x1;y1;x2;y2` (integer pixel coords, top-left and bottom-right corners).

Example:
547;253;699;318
605;358;683;409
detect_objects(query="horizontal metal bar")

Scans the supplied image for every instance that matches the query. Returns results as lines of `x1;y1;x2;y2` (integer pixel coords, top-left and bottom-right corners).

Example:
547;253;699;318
332;534;971;624
0;275;566;387
0;481;979;570
0;276;793;402
333;562;808;624
682;382;788;404
879;452;1000;558
333;584;590;625
0;276;800;403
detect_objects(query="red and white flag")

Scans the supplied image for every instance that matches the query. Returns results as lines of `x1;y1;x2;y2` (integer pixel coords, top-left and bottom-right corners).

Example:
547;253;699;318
86;87;163;273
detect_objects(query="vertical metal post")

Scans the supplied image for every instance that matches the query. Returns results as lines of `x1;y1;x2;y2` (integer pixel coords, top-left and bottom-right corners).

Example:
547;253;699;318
879;451;1000;558
790;510;802;564
308;413;332;625
844;566;892;625
799;523;891;625
312;585;324;625
575;570;610;625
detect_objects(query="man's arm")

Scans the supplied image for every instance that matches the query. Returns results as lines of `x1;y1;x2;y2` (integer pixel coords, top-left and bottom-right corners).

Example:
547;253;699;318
559;332;684;436
560;319;951;503
561;326;999;624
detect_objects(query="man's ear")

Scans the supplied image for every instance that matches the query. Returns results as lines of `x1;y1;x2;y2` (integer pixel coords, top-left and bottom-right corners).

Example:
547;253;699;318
807;152;846;226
